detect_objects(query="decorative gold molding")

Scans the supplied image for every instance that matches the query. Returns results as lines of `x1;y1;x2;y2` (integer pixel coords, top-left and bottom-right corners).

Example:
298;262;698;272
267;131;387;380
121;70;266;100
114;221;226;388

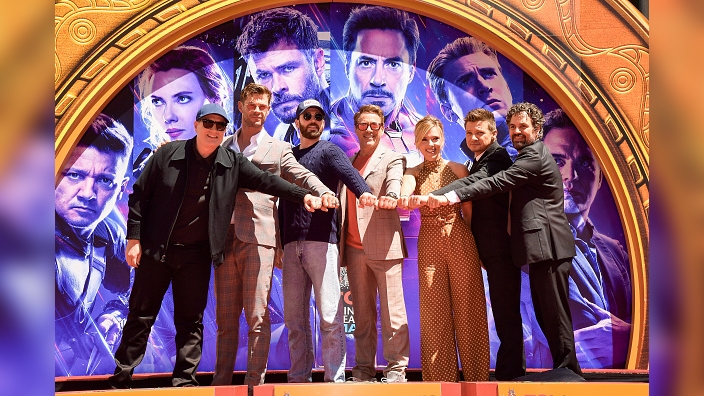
54;0;649;369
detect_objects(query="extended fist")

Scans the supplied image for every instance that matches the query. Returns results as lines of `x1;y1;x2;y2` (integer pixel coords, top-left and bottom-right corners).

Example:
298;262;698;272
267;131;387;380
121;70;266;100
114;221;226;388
303;194;323;212
358;192;377;208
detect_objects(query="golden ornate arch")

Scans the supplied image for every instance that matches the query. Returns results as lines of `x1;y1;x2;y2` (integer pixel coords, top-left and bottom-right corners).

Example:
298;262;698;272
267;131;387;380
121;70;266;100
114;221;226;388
54;0;649;369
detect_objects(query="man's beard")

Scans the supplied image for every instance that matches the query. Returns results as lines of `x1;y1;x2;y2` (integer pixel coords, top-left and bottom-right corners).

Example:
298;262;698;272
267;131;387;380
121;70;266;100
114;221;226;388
272;73;323;124
300;126;323;140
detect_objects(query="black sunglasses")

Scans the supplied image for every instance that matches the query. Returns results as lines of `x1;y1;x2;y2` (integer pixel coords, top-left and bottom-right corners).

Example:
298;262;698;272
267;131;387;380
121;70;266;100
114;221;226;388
302;112;324;121
200;118;228;131
356;122;382;131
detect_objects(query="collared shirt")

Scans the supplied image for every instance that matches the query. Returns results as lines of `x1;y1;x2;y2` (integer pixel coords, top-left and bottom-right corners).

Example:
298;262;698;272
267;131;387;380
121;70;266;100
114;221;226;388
345;153;373;250
229;129;265;160
474;149;486;162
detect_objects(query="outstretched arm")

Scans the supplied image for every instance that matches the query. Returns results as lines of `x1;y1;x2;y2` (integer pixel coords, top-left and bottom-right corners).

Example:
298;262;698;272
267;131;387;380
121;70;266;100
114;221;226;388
326;145;374;207
434;145;541;203
398;166;419;210
376;155;406;210
237;154;311;204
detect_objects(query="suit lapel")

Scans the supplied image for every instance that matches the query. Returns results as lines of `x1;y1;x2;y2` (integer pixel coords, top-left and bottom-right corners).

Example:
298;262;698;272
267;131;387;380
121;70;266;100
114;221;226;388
470;142;495;174
363;148;385;178
469;159;479;174
252;133;274;164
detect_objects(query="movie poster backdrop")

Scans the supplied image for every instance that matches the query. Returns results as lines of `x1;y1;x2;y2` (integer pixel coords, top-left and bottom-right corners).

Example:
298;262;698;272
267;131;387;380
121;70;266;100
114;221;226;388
55;3;631;377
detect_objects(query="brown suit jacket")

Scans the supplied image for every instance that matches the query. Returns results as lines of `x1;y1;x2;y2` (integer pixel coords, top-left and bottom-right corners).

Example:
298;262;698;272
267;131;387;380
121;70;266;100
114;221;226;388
339;146;407;262
223;132;329;248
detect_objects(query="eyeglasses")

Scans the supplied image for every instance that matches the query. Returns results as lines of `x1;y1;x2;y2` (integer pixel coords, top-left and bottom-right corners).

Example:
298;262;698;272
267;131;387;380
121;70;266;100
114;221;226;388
356;122;382;131
302;112;324;121
200;118;228;131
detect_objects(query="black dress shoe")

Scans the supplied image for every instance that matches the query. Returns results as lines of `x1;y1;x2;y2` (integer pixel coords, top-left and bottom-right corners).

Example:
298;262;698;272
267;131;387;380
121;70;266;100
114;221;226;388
107;377;130;389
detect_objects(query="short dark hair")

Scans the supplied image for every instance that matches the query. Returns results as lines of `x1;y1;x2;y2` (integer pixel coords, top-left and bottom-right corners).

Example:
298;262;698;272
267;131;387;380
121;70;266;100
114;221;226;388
78;113;133;160
506;102;545;139
239;83;272;104
427;37;501;104
236;7;320;60
542;108;575;139
464;108;497;132
354;104;385;125
342;6;420;67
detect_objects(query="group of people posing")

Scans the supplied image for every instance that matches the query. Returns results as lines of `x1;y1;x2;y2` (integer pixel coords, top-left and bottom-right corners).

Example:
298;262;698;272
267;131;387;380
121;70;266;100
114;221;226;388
105;80;584;389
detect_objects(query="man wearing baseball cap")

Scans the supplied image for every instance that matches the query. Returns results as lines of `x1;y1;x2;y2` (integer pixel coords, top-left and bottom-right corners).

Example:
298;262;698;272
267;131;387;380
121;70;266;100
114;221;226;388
279;99;377;383
109;103;323;388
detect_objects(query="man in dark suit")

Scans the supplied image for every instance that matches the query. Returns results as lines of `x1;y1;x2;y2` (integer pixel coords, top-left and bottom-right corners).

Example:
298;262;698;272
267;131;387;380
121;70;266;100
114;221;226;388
422;102;582;377
461;108;523;379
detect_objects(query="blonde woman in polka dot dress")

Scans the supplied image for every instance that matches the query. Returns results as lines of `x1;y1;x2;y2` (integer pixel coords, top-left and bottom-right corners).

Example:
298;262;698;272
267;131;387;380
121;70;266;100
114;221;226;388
398;115;490;382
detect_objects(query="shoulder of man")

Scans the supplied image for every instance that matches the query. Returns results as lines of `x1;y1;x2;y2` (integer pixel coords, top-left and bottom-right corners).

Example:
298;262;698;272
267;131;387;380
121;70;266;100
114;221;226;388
515;140;544;160
382;147;404;160
222;134;234;148
485;142;513;164
267;135;293;151
154;139;185;159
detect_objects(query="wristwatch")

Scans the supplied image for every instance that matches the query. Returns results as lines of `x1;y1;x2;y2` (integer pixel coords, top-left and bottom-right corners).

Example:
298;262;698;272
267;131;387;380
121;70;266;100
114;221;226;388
385;192;399;199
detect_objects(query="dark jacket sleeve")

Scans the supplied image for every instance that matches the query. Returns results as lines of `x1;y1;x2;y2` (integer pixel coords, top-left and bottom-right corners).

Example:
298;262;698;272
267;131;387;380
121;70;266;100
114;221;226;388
235;152;309;203
126;146;166;240
449;145;542;202
434;146;512;196
326;144;372;197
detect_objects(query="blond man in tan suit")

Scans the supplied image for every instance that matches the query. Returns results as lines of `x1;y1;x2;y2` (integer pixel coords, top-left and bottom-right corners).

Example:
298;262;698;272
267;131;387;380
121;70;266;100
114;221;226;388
339;104;410;383
213;84;336;388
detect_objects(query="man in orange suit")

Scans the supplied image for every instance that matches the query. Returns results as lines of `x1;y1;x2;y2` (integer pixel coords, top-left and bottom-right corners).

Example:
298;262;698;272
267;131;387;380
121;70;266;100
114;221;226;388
339;104;409;383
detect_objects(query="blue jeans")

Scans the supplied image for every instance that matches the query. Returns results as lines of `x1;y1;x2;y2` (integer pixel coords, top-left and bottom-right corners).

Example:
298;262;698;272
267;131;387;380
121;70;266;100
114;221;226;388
283;241;346;382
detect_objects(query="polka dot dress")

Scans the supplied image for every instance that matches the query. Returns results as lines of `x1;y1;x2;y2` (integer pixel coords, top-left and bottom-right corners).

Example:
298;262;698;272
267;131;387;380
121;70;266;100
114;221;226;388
415;159;490;382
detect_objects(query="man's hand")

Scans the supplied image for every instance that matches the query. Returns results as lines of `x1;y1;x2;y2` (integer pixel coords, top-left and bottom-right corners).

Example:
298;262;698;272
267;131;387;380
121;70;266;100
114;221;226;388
303;194;323;212
125;239;142;268
408;195;429;209
376;195;398;210
397;196;410;210
320;192;339;211
358;192;377;208
427;193;450;209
